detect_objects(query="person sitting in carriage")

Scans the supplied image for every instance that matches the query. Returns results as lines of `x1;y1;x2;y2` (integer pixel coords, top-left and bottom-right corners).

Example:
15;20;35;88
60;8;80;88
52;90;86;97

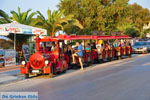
85;43;91;51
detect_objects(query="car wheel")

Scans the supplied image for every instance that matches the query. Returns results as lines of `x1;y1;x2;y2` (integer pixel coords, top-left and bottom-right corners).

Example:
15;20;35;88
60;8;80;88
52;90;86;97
143;51;147;54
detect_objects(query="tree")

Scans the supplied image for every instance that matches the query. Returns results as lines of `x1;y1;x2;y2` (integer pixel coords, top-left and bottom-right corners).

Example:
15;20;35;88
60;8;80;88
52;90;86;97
100;0;129;34
59;0;101;34
125;27;140;38
10;7;36;25
0;9;11;24
128;3;150;37
36;9;83;36
58;0;129;35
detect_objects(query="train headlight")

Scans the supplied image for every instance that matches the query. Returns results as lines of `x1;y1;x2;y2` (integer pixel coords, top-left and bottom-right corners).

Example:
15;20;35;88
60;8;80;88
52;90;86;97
45;60;49;65
21;61;26;65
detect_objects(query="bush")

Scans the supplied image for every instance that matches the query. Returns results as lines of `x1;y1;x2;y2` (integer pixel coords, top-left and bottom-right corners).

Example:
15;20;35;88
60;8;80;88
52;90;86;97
125;28;140;38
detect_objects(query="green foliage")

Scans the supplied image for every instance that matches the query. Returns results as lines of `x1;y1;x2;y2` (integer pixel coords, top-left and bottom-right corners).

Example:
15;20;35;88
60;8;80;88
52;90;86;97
36;9;83;36
0;18;9;24
0;9;11;24
59;0;150;37
59;0;130;35
129;3;150;30
144;29;150;34
125;27;140;38
10;7;36;25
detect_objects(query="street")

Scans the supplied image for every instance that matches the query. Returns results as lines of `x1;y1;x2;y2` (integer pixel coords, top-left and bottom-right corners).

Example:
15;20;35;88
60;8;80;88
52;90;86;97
0;65;21;84
0;54;150;100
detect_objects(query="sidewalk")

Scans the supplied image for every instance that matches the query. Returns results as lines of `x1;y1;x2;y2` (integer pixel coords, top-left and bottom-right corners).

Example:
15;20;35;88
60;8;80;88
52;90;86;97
0;65;22;84
0;65;21;73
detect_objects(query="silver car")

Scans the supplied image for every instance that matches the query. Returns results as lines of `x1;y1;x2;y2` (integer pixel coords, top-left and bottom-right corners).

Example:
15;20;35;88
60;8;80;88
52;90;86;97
146;41;150;52
133;41;148;53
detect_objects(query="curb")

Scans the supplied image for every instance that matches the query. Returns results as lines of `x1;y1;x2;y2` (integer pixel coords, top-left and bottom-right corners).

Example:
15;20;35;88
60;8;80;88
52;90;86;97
0;65;21;73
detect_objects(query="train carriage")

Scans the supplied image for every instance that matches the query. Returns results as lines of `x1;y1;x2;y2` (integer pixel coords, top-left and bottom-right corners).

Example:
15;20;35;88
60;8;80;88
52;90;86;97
20;34;132;78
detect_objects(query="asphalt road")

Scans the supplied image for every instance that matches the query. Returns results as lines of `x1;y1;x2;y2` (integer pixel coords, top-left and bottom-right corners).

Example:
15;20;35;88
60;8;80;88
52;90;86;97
0;54;150;100
0;67;21;84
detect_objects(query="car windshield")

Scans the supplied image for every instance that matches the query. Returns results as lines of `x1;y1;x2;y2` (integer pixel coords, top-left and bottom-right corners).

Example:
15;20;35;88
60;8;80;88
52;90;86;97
147;42;150;45
134;42;147;46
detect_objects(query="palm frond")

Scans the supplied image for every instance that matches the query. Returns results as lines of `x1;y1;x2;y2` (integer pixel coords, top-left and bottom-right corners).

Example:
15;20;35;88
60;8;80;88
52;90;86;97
47;9;52;23
37;11;46;22
26;12;36;24
22;9;32;24
10;11;20;22
0;10;11;23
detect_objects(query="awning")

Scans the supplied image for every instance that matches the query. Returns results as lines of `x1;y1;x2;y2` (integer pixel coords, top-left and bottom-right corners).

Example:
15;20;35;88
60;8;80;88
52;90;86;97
0;21;47;35
0;30;9;36
0;21;47;50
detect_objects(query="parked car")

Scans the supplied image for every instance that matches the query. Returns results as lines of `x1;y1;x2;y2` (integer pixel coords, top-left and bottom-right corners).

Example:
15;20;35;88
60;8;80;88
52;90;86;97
146;41;150;52
133;41;148;53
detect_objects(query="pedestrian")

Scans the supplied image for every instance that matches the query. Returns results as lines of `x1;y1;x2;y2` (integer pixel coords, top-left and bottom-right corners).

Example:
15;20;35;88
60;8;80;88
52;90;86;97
72;42;84;70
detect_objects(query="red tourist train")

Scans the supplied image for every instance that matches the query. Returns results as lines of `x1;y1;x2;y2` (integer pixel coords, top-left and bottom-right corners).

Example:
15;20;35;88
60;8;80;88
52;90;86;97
20;35;132;78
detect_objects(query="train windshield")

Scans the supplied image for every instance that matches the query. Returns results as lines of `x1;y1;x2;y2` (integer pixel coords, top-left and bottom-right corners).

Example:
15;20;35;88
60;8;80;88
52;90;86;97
40;42;57;52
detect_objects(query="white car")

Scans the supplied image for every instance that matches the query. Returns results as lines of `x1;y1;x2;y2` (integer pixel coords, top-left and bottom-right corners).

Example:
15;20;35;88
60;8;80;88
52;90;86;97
146;41;150;52
133;41;148;53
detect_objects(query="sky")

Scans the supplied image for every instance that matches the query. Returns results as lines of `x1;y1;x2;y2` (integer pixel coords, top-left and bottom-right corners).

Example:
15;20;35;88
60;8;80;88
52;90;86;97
0;0;150;17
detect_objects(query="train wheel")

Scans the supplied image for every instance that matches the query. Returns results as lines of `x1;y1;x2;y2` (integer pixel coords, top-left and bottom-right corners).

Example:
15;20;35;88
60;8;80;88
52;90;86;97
49;73;54;78
99;59;103;63
117;56;121;60
91;60;94;64
128;53;131;57
63;69;67;73
144;51;148;54
25;74;29;79
84;60;90;67
108;57;112;61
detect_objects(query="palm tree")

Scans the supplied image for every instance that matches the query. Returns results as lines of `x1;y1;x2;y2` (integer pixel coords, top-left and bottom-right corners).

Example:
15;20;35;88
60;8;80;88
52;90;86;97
36;9;83;36
0;9;11;24
10;7;36;25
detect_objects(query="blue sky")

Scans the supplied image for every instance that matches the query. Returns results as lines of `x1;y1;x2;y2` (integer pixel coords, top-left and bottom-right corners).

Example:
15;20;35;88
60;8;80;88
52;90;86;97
0;0;149;17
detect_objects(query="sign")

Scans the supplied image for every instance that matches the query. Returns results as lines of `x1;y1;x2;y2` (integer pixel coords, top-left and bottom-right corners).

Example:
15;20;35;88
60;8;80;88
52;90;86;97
22;28;32;34
4;50;16;67
0;22;47;36
5;27;22;33
0;27;5;31
0;92;38;100
0;50;5;67
32;29;47;35
22;45;30;62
